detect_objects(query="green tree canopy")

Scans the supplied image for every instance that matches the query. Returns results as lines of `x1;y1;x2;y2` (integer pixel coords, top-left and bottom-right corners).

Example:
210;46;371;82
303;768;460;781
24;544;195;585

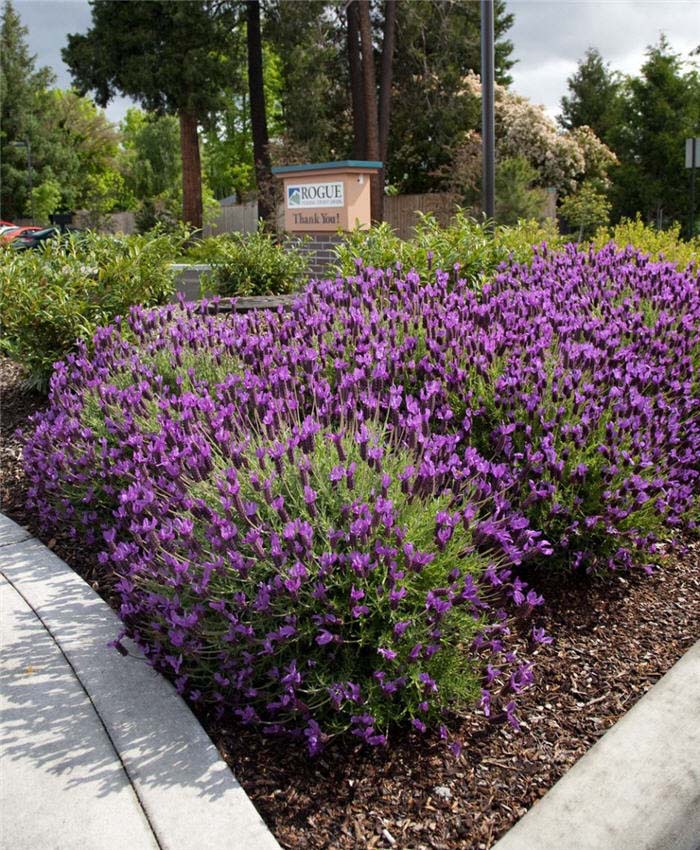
559;47;623;143
43;89;124;213
120;108;182;202
0;0;55;219
611;37;700;227
63;0;240;228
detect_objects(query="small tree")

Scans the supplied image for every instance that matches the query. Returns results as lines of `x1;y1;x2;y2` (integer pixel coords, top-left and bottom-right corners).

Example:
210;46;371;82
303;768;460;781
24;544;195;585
496;157;548;224
559;181;611;240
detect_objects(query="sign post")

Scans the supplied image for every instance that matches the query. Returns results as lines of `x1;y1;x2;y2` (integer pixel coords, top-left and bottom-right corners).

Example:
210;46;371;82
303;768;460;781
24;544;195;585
686;137;700;238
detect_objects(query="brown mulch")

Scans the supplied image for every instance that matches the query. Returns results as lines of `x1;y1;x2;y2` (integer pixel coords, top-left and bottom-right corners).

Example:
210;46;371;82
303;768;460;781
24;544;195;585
2;355;699;849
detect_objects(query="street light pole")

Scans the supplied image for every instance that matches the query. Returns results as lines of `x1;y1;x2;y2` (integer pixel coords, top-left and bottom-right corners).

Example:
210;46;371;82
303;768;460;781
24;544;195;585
26;141;34;223
9;139;34;222
481;0;496;228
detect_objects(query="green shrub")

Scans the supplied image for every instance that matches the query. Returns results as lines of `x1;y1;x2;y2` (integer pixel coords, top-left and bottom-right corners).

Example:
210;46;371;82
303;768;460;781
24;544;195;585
592;215;699;269
194;229;309;297
0;228;184;390
334;211;563;284
559;181;611;240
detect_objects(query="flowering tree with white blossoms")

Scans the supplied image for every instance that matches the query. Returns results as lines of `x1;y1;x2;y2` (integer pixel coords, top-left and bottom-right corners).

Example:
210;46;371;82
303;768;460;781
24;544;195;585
452;73;617;198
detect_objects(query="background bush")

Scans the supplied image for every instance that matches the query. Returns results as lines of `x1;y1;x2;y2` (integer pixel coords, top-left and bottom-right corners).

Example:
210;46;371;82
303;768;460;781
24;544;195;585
333;211;563;283
593;215;699;269
189;229;309;297
0;228;184;389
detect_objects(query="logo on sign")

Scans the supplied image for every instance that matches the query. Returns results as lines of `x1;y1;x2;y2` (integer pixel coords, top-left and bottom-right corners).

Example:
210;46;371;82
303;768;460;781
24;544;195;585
287;181;344;209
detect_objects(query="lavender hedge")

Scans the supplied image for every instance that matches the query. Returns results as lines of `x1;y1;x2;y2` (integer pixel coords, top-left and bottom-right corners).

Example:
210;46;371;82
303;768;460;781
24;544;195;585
23;242;699;752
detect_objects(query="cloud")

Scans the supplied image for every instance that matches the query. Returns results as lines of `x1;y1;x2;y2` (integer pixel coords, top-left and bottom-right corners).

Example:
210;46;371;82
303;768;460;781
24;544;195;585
507;0;699;117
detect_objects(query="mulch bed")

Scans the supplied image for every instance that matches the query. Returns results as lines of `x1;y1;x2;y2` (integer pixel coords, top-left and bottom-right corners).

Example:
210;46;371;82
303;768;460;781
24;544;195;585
2;355;698;849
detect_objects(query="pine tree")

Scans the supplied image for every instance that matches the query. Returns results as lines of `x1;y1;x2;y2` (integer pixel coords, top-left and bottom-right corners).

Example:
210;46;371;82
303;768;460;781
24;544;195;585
612;37;700;226
559;48;622;144
0;0;55;219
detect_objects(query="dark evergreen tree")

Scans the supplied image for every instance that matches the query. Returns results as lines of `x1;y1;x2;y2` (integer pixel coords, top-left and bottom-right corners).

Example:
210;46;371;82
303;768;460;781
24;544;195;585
0;0;55;219
611;38;700;226
559;48;623;144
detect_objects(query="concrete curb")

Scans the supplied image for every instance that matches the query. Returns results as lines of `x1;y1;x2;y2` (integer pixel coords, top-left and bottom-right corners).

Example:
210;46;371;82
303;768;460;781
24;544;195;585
0;513;280;850
493;640;700;850
169;264;298;311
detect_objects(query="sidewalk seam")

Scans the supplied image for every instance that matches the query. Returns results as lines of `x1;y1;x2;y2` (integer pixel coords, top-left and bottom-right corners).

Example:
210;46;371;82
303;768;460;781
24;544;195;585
0;536;32;550
0;566;165;850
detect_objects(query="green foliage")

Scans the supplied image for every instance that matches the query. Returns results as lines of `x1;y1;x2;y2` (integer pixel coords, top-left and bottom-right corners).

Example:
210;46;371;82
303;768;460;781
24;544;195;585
559;48;624;143
388;1;513;193
495;157;548;225
119;109;181;205
192;229;309;297
559;181;612;240
592;215;699;269
334;212;563;283
63;1;241;228
561;39;699;228
0;2;131;223
41;89;124;215
30;177;61;224
265;1;351;163
63;2;238;118
0;0;55;220
201;42;283;202
609;38;700;225
0;229;184;389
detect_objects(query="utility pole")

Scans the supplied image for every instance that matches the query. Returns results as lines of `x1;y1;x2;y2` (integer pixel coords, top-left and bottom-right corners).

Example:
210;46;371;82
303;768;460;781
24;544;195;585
9;139;34;222
687;137;698;238
481;0;495;228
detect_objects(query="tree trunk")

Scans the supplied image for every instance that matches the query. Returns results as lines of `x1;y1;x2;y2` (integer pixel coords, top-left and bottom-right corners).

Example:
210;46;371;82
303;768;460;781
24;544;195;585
347;1;365;160
246;0;273;225
358;0;382;221
378;0;396;165
179;107;203;230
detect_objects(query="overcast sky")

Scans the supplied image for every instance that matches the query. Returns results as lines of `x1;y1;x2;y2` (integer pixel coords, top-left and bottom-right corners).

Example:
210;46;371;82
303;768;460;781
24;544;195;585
13;0;700;126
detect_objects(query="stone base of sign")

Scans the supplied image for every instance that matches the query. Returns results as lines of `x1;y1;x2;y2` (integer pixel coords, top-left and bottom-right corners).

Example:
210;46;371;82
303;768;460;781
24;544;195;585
284;232;344;279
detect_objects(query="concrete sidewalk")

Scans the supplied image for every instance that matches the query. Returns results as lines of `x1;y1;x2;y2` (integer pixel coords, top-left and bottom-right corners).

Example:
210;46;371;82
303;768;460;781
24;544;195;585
493;641;700;850
0;513;280;850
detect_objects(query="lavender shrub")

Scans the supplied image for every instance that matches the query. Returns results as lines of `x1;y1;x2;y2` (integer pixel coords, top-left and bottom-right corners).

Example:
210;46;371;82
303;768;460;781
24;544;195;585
23;242;699;751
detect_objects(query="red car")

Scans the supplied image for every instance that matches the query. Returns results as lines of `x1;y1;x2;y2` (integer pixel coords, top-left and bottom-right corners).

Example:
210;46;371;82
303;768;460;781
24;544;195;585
0;225;42;243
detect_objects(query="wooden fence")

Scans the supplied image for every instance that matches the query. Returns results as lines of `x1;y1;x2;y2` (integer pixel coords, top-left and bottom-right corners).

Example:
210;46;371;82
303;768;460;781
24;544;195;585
383;193;464;238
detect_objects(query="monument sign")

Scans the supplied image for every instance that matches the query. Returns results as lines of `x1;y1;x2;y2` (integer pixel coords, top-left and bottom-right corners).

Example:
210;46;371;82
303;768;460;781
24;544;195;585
272;160;382;232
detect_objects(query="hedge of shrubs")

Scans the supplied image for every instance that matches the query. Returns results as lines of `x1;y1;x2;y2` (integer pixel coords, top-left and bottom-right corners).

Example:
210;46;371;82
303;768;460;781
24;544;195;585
185;229;310;298
3;216;696;394
23;241;699;754
0;229;184;389
333;212;563;282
